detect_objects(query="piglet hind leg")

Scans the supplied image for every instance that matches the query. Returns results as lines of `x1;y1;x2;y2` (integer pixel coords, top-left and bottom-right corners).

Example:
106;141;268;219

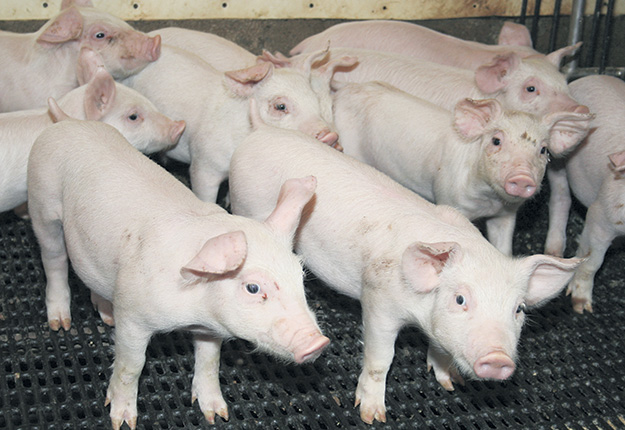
568;202;616;314
91;291;115;326
426;342;465;391
106;320;152;430
32;217;72;331
354;306;402;424
192;334;229;424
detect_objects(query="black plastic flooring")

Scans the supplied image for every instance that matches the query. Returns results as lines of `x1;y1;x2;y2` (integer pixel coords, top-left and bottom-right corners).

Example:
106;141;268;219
1;172;624;430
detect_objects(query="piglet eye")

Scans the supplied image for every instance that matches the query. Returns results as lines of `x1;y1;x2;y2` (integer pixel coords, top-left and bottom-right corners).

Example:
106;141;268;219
95;32;106;39
246;283;260;294
455;295;466;306
516;303;527;314
274;103;286;112
128;113;138;121
526;86;536;93
492;137;501;146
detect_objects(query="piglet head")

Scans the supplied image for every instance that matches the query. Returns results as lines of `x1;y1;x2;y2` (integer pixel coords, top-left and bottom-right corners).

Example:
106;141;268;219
181;177;328;364
454;98;549;201
37;2;160;79
225;62;341;150
401;237;581;389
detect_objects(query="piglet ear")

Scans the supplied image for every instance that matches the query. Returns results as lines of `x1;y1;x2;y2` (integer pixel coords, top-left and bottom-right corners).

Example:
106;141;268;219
76;46;105;85
180;231;248;280
37;7;83;44
521;254;583;307
474;52;521;94
609;150;625;172
257;50;291;68
47;98;71;123
454;98;502;140
84;67;116;120
497;22;533;47
401;242;461;294
544;110;594;156
264;176;317;242
224;62;273;97
546;42;582;67
313;55;358;84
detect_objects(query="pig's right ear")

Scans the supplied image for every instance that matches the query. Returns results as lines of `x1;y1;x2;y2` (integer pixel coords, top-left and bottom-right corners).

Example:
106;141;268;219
474;53;521;94
224;62;274;97
257;50;291;68
453;98;502;140
37;7;83;44
264;176;317;243
401;242;461;293
609;150;625;172
84;67;117;120
76;46;105;85
180;231;248;281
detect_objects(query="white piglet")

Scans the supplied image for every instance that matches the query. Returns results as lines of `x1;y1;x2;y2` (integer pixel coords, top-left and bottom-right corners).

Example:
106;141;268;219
333;82;593;254
282;47;587;117
28;119;329;429
0;0;161;112
290;20;575;71
123;45;339;203
0;47;184;214
545;74;625;313
229;119;582;424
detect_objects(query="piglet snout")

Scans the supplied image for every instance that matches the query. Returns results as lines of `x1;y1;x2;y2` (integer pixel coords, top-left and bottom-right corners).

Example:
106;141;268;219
293;333;330;364
504;174;537;198
474;351;516;380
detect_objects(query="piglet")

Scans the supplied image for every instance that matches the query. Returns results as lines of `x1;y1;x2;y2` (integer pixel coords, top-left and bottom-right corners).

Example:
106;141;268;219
229;115;582;424
290;20;577;71
122;45;339;203
545;74;625;313
28;118;328;429
281;47;587;118
0;0;161;112
333;82;593;254
0;47;184;214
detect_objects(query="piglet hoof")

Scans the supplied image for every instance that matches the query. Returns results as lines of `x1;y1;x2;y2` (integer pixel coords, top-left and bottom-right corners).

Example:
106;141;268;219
571;296;593;314
354;397;386;425
427;360;464;391
192;388;229;424
105;392;138;430
566;282;593;314
47;308;71;331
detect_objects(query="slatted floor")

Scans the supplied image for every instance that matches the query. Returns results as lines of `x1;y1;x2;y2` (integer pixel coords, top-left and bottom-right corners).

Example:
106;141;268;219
1;169;624;430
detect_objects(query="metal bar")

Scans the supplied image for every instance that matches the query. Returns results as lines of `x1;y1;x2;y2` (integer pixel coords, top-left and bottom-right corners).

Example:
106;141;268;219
531;0;542;45
585;0;604;67
519;0;528;25
600;0;616;74
549;0;563;53
564;0;586;78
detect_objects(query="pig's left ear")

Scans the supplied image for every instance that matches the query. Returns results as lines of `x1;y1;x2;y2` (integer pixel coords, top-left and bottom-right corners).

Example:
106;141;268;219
224;62;274;97
84;67;117;120
180;231;248;280
264;176;317;243
454;98;503;140
521;254;583;307
37;7;83;44
474;52;522;94
497;22;533;47
546;42;582;68
257;50;291;68
401;242;461;293
544;110;594;156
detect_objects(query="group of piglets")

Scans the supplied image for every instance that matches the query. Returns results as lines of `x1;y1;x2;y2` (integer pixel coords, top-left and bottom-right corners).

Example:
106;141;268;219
0;1;620;428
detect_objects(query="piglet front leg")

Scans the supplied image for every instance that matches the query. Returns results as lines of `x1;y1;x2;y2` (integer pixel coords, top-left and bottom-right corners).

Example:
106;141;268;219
106;321;151;430
426;342;465;391
354;305;402;424
192;334;229;424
